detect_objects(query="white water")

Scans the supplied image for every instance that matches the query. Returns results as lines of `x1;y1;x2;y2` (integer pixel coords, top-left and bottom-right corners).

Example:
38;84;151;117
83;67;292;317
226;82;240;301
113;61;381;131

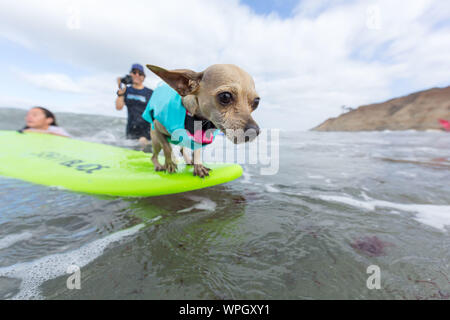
319;195;450;231
0;224;144;300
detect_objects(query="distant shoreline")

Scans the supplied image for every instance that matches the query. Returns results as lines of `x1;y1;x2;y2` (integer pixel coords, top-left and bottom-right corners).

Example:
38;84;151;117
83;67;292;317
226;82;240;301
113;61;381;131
312;85;450;132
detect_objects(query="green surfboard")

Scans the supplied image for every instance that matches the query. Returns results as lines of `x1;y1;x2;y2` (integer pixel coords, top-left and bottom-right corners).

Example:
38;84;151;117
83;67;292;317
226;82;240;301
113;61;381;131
0;130;242;197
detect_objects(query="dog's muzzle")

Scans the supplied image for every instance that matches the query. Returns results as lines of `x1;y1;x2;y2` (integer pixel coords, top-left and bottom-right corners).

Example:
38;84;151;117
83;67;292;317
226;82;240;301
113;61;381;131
244;122;260;142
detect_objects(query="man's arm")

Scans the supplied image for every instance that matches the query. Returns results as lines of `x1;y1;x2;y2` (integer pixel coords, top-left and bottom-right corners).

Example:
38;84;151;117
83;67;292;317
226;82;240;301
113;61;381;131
115;78;126;110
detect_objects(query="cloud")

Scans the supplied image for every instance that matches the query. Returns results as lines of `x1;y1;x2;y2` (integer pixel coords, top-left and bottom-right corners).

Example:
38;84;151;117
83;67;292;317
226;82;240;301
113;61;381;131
0;29;34;50
0;96;36;110
17;71;83;93
0;0;449;130
9;67;165;115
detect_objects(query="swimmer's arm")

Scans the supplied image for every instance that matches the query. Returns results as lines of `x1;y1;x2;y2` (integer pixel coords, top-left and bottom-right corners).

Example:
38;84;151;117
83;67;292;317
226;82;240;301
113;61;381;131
23;128;48;134
23;128;69;137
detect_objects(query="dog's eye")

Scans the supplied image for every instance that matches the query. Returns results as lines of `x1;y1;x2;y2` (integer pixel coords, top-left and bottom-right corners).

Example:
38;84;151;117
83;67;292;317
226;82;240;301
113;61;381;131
217;92;233;106
252;97;260;110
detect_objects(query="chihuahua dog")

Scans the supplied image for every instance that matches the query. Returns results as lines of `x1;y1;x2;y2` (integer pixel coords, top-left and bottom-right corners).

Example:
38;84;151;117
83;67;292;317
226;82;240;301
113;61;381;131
142;64;260;178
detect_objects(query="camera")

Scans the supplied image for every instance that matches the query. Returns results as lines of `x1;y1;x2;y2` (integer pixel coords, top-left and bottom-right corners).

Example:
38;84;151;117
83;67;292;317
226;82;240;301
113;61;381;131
120;74;133;86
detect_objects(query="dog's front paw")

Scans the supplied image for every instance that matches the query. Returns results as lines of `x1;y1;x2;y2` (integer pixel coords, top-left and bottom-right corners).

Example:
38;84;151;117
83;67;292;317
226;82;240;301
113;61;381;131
165;161;177;174
193;164;211;178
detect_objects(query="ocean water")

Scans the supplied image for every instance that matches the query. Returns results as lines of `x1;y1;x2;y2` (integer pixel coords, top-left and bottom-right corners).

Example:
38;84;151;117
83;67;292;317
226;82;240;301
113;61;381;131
0;107;449;300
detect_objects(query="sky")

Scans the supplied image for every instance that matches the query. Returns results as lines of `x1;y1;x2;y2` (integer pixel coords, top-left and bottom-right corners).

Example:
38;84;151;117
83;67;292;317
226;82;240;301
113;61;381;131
0;0;449;131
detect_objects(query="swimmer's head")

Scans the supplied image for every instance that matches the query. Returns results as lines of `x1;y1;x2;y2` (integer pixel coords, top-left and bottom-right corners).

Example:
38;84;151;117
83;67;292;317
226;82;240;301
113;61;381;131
25;107;58;129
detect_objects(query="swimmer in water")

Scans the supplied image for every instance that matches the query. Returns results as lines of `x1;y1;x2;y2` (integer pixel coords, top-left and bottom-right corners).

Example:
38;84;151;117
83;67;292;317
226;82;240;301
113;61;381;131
20;106;71;137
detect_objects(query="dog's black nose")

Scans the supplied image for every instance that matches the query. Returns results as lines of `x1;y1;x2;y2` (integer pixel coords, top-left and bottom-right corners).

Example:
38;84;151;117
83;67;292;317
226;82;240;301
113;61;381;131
244;122;260;142
244;123;260;136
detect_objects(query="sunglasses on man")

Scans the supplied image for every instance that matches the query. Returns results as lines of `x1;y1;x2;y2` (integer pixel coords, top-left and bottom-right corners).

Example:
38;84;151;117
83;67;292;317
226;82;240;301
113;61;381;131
131;70;145;77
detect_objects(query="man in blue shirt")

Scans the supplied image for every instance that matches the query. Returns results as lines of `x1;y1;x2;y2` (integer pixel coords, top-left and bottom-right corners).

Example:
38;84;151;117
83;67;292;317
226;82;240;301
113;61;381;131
115;64;153;147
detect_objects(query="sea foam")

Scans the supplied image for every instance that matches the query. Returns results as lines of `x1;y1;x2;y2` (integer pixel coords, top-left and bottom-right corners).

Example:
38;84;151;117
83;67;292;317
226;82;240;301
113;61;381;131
0;223;144;300
178;196;217;213
319;195;450;231
0;232;34;250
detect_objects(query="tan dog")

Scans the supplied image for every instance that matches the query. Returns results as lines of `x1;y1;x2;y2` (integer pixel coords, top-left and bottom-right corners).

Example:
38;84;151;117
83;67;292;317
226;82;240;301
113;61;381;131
146;64;260;178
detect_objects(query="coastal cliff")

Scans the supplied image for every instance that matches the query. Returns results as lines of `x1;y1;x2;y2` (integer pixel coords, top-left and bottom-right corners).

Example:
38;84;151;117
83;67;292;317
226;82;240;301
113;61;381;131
312;86;450;131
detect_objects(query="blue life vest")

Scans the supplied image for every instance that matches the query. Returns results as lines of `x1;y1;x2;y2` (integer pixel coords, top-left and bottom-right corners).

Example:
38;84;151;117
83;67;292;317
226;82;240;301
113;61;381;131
142;83;219;150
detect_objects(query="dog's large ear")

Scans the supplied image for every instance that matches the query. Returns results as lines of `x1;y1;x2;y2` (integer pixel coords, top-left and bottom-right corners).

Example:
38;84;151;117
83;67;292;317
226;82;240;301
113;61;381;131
146;65;203;96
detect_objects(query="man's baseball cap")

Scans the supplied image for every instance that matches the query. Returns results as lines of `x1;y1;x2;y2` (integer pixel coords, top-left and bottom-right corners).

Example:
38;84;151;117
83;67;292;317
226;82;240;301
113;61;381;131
130;63;145;75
